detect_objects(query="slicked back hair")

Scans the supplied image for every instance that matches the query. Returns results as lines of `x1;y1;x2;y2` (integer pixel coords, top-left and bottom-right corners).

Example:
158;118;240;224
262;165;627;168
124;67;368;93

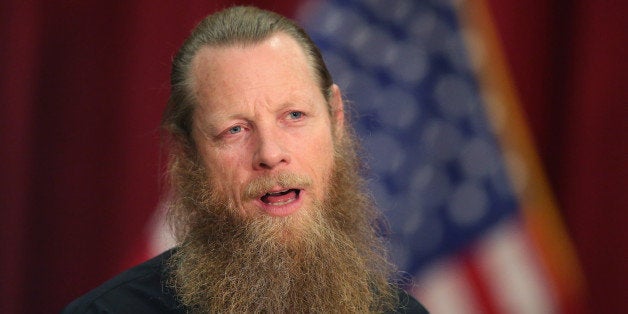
161;6;333;149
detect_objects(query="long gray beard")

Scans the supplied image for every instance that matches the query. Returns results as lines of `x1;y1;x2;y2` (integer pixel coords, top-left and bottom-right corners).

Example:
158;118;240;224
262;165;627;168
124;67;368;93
165;135;397;313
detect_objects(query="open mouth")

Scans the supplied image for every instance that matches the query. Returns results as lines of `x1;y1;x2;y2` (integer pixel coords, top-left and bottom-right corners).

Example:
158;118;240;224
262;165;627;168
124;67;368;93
260;189;301;206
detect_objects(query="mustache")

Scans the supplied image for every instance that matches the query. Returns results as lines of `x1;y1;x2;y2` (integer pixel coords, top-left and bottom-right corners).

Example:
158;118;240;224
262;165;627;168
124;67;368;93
243;172;313;200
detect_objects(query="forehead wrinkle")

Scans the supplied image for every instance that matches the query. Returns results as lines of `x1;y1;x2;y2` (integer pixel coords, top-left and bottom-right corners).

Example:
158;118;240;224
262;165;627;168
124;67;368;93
192;72;317;117
190;58;283;113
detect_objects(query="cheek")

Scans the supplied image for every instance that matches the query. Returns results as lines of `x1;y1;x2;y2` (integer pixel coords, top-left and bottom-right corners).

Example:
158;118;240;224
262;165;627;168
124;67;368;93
200;149;248;195
302;132;336;191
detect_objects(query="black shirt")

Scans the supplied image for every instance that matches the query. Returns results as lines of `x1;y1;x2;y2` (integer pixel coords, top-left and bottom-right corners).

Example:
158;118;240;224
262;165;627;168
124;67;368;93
63;249;428;313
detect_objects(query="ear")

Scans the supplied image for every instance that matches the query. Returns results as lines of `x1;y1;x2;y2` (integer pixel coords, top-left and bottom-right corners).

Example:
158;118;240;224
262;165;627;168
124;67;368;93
330;84;345;138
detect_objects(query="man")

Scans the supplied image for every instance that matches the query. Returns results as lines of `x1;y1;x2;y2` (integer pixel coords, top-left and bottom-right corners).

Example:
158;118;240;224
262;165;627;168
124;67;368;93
64;6;428;313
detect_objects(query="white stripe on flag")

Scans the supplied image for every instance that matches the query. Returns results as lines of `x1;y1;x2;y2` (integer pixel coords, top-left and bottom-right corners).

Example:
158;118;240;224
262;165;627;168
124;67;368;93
411;257;483;314
146;201;176;257
474;220;557;314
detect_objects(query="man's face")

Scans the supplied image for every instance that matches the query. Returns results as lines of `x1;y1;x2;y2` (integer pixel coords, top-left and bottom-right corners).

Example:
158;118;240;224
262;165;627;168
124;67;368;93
189;33;343;220
171;34;395;312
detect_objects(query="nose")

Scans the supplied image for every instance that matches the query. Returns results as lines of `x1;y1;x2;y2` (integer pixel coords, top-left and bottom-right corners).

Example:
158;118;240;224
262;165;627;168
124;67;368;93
252;125;290;170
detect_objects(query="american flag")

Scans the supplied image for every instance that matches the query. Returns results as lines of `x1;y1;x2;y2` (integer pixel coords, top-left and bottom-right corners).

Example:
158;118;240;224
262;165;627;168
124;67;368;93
297;0;584;313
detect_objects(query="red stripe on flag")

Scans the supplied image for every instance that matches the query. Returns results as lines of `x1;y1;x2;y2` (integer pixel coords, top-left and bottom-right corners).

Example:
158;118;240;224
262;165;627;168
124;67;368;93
461;252;499;314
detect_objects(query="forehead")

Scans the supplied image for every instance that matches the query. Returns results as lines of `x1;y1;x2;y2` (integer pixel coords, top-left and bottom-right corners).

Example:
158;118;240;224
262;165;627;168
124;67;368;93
189;33;321;111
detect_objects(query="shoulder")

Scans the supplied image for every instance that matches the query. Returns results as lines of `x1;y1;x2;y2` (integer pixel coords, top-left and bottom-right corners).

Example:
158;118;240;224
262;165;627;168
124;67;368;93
390;287;429;314
62;249;184;314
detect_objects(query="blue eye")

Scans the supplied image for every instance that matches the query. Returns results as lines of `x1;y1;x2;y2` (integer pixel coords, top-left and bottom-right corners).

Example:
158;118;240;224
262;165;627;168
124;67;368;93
228;125;242;134
289;111;303;119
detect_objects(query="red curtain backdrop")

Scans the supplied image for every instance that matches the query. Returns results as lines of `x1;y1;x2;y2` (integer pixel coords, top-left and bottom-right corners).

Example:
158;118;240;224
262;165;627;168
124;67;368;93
486;1;627;312
1;1;625;313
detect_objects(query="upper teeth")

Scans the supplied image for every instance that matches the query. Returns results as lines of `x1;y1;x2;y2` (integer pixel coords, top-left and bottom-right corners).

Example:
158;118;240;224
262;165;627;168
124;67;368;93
268;189;290;196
